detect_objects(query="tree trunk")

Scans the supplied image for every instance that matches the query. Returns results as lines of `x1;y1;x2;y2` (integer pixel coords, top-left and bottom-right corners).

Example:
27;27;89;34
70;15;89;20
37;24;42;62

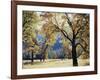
44;44;48;58
31;51;34;63
41;44;48;61
72;38;78;66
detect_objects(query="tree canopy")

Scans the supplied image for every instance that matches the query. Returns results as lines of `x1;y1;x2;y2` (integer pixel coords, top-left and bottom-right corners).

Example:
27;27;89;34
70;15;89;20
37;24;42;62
22;11;90;66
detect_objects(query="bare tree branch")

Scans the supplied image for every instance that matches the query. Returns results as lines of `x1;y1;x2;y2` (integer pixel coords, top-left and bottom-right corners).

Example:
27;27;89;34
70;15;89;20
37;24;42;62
51;21;72;43
65;13;73;27
61;29;72;42
75;17;89;38
75;43;89;53
54;13;61;28
65;13;74;32
75;27;82;37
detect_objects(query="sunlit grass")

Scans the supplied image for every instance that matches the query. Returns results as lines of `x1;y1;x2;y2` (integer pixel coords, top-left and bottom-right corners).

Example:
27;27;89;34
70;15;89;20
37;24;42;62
22;59;89;69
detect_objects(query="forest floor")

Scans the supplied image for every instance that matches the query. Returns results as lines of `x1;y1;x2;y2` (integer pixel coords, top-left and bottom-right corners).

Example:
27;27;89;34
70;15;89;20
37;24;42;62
22;59;89;69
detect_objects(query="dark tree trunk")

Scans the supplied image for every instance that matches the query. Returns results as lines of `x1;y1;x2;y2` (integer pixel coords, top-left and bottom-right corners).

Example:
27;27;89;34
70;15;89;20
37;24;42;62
31;51;34;63
41;44;48;61
72;37;78;66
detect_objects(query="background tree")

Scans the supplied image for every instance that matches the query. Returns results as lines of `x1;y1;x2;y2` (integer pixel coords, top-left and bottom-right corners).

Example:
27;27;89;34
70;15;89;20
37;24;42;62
23;11;58;62
22;11;40;63
38;13;58;59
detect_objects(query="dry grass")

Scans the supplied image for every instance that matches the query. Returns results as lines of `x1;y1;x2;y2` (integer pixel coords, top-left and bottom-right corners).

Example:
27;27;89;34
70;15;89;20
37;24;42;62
22;59;89;69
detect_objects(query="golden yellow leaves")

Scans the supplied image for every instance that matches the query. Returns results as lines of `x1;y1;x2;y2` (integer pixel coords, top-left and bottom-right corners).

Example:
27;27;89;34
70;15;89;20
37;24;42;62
25;45;40;54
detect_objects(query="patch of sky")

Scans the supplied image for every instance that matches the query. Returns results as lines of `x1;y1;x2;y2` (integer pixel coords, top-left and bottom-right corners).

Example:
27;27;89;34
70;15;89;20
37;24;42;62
36;34;45;46
52;33;63;51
